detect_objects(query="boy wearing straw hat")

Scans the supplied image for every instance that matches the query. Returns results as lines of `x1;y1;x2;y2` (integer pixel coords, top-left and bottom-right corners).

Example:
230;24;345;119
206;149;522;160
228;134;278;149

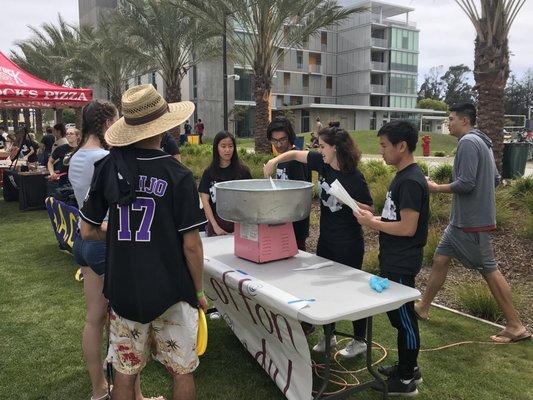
79;84;208;400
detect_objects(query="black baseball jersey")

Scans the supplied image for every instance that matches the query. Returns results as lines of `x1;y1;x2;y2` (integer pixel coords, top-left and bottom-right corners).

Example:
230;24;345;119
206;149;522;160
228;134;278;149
80;148;207;323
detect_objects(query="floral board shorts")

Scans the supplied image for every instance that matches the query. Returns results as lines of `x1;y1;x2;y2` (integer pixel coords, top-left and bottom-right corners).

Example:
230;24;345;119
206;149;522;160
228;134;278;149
106;302;199;376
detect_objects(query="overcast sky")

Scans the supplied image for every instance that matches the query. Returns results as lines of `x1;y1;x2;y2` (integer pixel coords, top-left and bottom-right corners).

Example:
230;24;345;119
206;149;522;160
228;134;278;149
1;0;532;83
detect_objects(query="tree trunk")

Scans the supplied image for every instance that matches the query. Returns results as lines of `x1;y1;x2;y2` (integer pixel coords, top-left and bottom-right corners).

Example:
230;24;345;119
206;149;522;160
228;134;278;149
75;108;83;130
55;109;64;124
253;74;272;154
35;109;43;135
165;81;182;136
23;108;31;130
11;109;20;132
473;37;509;173
1;109;8;131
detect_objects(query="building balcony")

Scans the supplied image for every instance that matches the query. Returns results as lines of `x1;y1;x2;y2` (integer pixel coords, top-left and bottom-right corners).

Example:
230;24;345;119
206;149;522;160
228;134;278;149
371;37;388;48
371;84;388;94
309;64;322;74
371;61;388;71
326;88;332;97
371;14;417;28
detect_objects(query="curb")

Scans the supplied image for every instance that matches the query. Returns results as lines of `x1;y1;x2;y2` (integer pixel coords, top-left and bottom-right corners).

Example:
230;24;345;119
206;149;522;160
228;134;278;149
431;302;505;329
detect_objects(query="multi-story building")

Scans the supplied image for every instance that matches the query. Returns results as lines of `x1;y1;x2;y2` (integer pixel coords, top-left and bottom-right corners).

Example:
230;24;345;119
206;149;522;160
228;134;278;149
78;0;446;137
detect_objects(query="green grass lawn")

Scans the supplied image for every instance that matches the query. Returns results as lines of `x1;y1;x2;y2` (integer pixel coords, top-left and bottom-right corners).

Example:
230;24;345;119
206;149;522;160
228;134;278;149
1;199;531;400
237;131;458;157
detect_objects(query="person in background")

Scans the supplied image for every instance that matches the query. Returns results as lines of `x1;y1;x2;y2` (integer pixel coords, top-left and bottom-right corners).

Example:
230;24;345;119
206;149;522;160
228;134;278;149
415;102;531;344
52;123;67;152
264;126;373;358
266;116;311;251
184;120;192;136
40;126;56;165
199;130;252;236
194;118;205;144
15;126;39;164
161;130;181;162
355;120;429;396
0;128;8;149
47;127;80;188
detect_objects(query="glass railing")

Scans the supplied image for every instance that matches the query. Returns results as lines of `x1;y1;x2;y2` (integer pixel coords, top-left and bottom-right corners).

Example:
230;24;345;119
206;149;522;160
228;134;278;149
371;37;388;48
371;61;388;71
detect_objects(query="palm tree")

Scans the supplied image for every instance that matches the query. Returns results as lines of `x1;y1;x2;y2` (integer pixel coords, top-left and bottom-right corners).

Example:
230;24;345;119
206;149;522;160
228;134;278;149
186;0;363;153
455;0;526;170
73;21;148;113
115;0;219;104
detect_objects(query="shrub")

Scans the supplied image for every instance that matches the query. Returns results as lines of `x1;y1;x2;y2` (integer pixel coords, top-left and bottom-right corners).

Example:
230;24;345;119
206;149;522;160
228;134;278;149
429;193;451;223
522;213;533;239
430;164;453;184
359;159;393;183
511;176;533;196
495;189;515;228
456;282;503;322
417;161;429;177
433;151;446;157
369;174;393;214
362;248;380;276
423;227;441;266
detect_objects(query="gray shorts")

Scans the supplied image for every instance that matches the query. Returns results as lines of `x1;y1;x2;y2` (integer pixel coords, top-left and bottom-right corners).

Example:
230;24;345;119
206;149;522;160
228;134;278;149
435;224;498;274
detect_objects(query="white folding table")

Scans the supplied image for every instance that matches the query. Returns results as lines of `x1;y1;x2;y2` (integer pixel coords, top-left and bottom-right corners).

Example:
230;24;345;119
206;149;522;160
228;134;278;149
203;235;420;399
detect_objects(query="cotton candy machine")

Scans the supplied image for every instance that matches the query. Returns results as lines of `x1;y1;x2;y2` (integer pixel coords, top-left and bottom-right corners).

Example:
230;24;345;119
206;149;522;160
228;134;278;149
214;179;314;263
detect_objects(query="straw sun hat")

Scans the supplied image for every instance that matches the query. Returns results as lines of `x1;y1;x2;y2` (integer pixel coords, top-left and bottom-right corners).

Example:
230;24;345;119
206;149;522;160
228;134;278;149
105;84;195;147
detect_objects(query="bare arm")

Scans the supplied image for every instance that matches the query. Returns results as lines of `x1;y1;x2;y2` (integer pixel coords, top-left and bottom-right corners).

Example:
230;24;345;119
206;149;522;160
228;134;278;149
47;156;55;176
182;229;207;311
263;150;309;177
355;208;420;237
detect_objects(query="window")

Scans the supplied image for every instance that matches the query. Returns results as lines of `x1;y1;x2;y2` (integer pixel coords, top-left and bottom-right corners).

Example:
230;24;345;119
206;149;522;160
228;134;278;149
290;96;302;105
284;72;291;88
302;74;309;87
321;31;328;51
136;75;141;85
277;48;284;64
234;68;253;101
151;72;157;89
297;51;303;69
314;97;321;103
390;73;417;95
326;76;332;89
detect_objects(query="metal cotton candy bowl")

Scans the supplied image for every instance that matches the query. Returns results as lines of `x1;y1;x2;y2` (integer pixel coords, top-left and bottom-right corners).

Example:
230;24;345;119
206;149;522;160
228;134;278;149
214;179;314;224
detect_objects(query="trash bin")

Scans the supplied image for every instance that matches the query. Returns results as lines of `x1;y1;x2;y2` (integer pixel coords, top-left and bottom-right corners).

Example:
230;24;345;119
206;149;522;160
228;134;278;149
502;141;530;179
187;134;200;145
294;136;304;150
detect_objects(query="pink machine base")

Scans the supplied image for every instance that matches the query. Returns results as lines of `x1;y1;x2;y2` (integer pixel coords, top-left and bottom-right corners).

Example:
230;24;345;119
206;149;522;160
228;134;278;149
234;222;298;263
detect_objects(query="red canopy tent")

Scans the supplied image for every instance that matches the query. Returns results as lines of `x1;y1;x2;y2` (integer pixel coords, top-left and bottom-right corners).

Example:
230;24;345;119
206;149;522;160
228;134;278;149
0;51;92;109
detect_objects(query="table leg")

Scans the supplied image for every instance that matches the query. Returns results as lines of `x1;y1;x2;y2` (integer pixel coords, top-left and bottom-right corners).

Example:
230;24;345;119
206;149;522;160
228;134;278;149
313;323;334;399
366;317;388;399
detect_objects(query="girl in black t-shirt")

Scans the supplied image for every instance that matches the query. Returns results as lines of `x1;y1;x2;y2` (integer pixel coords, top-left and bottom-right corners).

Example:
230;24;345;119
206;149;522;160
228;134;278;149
199;131;252;236
264;127;373;357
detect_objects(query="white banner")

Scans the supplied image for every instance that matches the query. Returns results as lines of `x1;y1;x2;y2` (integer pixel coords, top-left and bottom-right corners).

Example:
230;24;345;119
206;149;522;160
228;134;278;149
204;257;313;400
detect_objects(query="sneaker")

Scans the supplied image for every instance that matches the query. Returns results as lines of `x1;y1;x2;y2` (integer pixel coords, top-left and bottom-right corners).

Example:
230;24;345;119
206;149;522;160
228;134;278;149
378;364;423;384
338;339;366;358
312;335;337;352
372;375;418;397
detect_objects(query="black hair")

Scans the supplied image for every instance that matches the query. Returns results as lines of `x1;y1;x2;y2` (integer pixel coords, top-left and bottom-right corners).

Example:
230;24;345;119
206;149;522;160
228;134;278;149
53;123;66;137
266;116;296;145
45;126;53;134
449;102;476;125
208;130;250;180
377;120;418;152
319;127;361;173
328;121;340;128
81;100;117;149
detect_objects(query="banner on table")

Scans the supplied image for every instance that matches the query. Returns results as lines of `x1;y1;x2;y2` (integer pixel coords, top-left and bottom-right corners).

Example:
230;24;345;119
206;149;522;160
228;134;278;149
204;257;313;400
45;197;79;253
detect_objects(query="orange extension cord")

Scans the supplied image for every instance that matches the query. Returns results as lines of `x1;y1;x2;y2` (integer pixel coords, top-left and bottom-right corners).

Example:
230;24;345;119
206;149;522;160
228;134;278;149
311;338;511;396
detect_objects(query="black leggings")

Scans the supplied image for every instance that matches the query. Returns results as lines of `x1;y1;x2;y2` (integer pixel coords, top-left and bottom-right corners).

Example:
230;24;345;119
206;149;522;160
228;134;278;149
317;236;366;339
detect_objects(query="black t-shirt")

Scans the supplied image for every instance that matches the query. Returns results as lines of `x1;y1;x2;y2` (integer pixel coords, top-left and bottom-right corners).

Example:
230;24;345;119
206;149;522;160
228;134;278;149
198;164;252;217
41;134;55;152
51;143;73;173
379;163;429;276
161;132;180;156
80;148;207;323
184;123;192;135
307;151;373;242
276;152;311;241
20;138;39;163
